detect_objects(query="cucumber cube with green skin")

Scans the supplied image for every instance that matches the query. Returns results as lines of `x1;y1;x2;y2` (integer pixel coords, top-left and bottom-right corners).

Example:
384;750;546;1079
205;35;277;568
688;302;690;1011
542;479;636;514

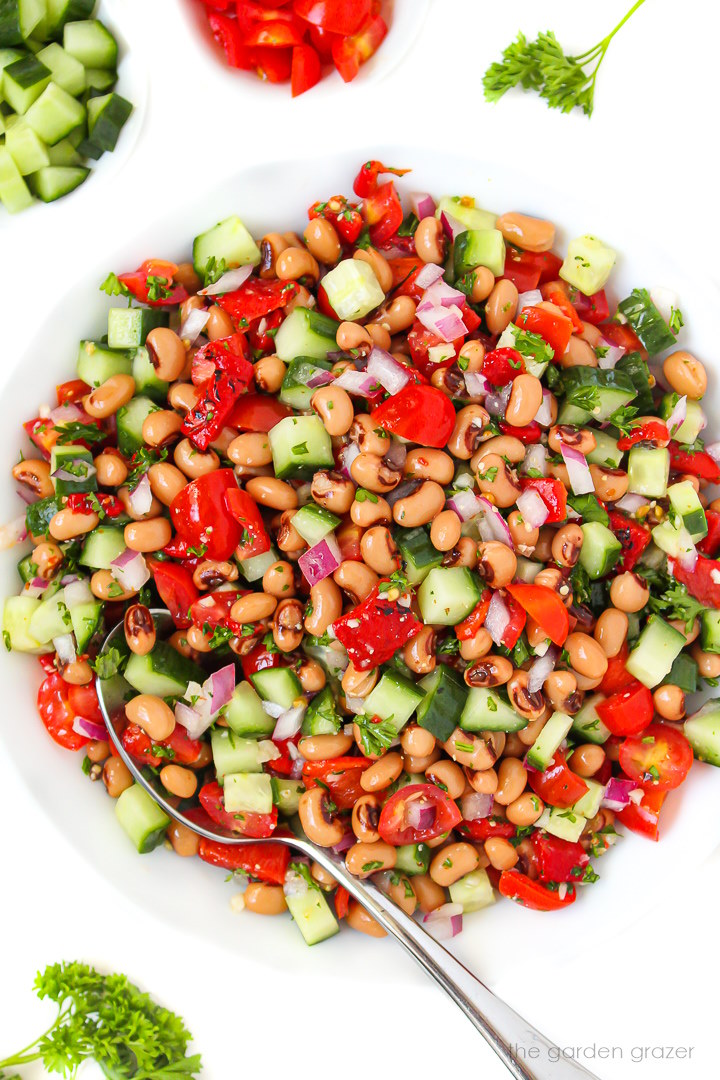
571;779;605;820
2;595;53;653
301;685;342;736
321;258;385;321
80;91;132;156
617;289;677;357
2;54;50;112
131;346;169;403
116;395;158;455
460;687;527;734
284;884;339;946
251;666;303;710
363;671;424;734
559;235;617;296
586;430;623;469
684;702;720;767
667;480;707;541
192;215;261;282
453;229;506;278
275;778;304;816
449;868;495;913
536;805;587;844
626;615;686;688
107;306;169;349
395;842;430;876
36;42;85;96
124;641;204;698
394;525;442;585
435;195;496;231
561;367;636;422
25;81;85;145
0;146;33;212
50;443;97;495
0;0;44;44
570;693;611;745
268;413;333;480
70;597;101;652
662;652;698;694
223;772;273;815
415;665;468;741
79;526;125;569
5;119;49;174
628;445;670;499
236;546;278;581
659;394;705;445
115;784;170;854
76;340;133;386
225;680;275;738
29;591;73;645
211;729;263;779
578;521;622;580
701;610;720;655
417;566;481;625
279;356;333;411
274;307;339;363
651;520;696;564
291;502;340;546
63;19;118;68
526;710;574;771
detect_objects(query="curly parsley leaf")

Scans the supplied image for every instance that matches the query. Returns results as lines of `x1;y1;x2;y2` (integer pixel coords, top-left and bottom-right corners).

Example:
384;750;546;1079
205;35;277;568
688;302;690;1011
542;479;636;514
99;272;131;298
354;713;396;758
91;647;123;681
649;582;706;631
55;421;106;447
607;404;640;437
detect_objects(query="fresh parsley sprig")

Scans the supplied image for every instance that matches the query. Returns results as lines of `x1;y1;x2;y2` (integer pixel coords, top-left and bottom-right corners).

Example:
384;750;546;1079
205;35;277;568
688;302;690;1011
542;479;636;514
354;713;396;758
483;0;647;117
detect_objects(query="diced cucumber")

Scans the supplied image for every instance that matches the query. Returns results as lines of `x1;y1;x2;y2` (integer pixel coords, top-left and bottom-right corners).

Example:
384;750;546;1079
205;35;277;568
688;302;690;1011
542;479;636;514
278;356;333;411
0;0;44;44
223;772;272;814
3;54;50;112
615;351;654;414
415;665;467;741
667;480;707;541
50;443;96;494
211;729;263;779
460;687;527;733
626;615;685;688
0;145;33;212
29;588;71;643
435;194;496;232
84;65;116;91
700;610;720;655
560;235;616;295
570;693;611;745
70;596;101;652
395;842;430;876
321;258;385;321
526;710;573;771
627;446;669;498
25;81;85;144
274;307;339;364
115;784;170;854
302;637;349;679
659;393;705;445
275;777;304;815
192;215;261;282
417;566;481;626
251;666;302;710
63;19;117;68
124;641;204;698
28;163;87;200
131;346;169;403
586;430;623;469
284;881;339;946
557;400;593;426
46;0;94;35
651;520;696;564
225;680;275;738
449;867;495;913
561;367;636;422
80;91;131;157
291;502;339;547
617;288;677;356
363;670;424;734
301;685;342;736
572;779;605;821
453;229;505;278
2;594;53;653
5;118;49;173
76;339;132;386
107;307;169;350
578;521;622;580
514;557;543;583
684;701;720;767
236;545;278;580
394;525;442;585
36;43;84;95
536;805;587;844
268;414;333;481
78;526;125;569
662;652;697;694
17;553;39;584
116;395;158;455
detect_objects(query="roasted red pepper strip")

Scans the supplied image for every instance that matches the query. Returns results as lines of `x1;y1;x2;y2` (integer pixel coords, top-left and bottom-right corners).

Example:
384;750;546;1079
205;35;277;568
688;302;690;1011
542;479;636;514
669;554;720;610
519;477;567;523
353;158;407;244
607;510;651;572
617;420;669;450
499;870;576;910
668;440;720;482
183;334;254;451
170;469;243;561
528;752;589;809
567;286;609;325
332;581;422;671
66;492;123;518
500;591;526;650
699;510;720;557
198;838;290;884
147;559;199;628
516;305;573;358
481;347;525;385
595;680;654;736
530;832;590;883
218;279;297;325
505;583;569;647
455;590;492;640
225;487;272;560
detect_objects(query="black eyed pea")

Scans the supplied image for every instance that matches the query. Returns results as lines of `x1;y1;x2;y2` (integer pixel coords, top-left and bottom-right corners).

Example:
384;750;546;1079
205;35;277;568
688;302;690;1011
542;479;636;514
295;658;327;694
160;764;197;799
413;873;447;914
174;262;202;294
276;510;306;555
392;480;446;527
345;841;396;878
473;435;527;468
447;404;490;459
443;728;502;771
476;541;517;589
429;842;480;887
551;523;584;568
124;517;172;553
179;294;204;323
117;485;164;522
12;459;53;499
32;541;63;579
464;655;514;689
565;632;609;680
333;560;379;603
299;734;353;762
148;462;187;506
125;693;176;741
508;509;539;553
568;744;606;778
548;425;597;456
244;882;288;916
349;413;391;456
425;759;465;800
403;747;441;773
457;339;485;373
404;448;455;485
310;385;355;436
310;861;338;890
351;793;382;842
506;792;545;827
594;608;629;658
691;644;720;679
299;787;345;847
147;327;188;382
387;874;418;917
559;336;598;368
346;900;387;937
336;321;373;352
414;216;446;264
368;295;417;336
543;670;582;714
430;509;462;552
506;670;546;721
205;306;235;341
168;382;200;414
653;684;686;722
400;723;436;758
254;355;286;394
360;526;399;576
505;374;543;428
443;536;479;570
174;439;220;480
304;577;342;635
93;451;128;488
232;592;277;624
276;247;320;282
609;572;650;613
484;837;519;871
185;623;216;654
351;451;401;495
465;765;498;795
90;569;137;602
588;465;629;502
670;618;700;645
49;507;100;541
246;476;298;511
102;756;134;798
574;671;604;692
259;232;287;277
124;604;156;656
310;470;356;515
485;279;519;335
403;624;437;676
663;351;707;400
353;246;393;293
84;374;136;418
360;751;404;792
303;217;342;264
59;659;93;685
469;266;495;303
168;822;201;858
495;211;555;253
193;559;239;589
227;433;273;469
459;627;493;661
475;453;521;508
272;598;305;652
493;757;528;806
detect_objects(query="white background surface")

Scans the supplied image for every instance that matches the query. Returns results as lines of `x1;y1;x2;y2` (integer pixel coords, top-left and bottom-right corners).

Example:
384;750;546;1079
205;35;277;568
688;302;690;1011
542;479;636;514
1;1;719;1077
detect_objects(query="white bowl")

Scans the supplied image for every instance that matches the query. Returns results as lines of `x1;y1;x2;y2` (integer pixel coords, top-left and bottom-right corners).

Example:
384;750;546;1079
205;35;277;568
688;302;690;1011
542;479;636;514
1;147;719;989
174;0;430;98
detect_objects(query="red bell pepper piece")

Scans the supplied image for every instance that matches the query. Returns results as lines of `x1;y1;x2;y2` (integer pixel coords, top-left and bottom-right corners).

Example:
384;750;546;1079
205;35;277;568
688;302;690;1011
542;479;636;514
117;260;188;308
498;420;543;444
668;440;720;483
481;347;525;386
606;510;651;572
198;838;290;884
595;679;654;736
353;159;409;198
616;787;666;842
503;248;563;292
530;832;590;883
540;284;583;334
371;384;456;449
227;393;291;431
169;469;243;561
388;257;424;296
669;554;720;610
528;751;589;809
500;591;526;650
218;278;297;325
699;510;720;557
600;322;646;359
122;723;163;767
199;781;278;838
308;194;364;244
352;157;406;243
302;756;371;811
291;42;321;95
457;818;516;841
226;487;272;560
505;583;569;647
406;322;461;377
183;336;254;451
240;642;280;682
617;420;669;450
147;559;199;628
334;885;351;919
455;590;492;640
519;477;567;523
600;642;633;695
516;305;573;358
499;870;576;911
567;286;609;326
332;581;422;671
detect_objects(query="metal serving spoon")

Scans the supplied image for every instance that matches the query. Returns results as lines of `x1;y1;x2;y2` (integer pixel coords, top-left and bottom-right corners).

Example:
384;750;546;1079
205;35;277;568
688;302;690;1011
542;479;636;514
96;610;596;1080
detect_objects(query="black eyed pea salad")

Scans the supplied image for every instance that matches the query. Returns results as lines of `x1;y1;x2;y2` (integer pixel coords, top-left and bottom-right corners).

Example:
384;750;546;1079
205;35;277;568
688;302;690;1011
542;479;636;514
4;160;720;946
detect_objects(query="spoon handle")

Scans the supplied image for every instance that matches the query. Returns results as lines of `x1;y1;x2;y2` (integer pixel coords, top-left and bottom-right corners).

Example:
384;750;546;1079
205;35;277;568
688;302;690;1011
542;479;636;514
298;838;597;1080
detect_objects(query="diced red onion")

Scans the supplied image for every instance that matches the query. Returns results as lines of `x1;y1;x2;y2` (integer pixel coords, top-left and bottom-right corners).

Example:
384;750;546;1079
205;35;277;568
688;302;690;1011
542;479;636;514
410;192;436;220
73;715;107;741
24;578;48;599
615;493;650;513
677;543;698;572
440;210;467;241
460;792;493;821
561;444;595;495
516;488;549;529
602;777;638;812
298;533;342;587
406;800;436;831
521;443;547;477
0;514;27;551
16;486;38;506
333;369;381;396
179;307;210;344
51;459;97;485
417;279;467;312
53;633;76;665
199;265;253;296
48;402;84;426
414;263;444;290
306;369;335;389
534;389;554;427
261;699;285;719
666;395;687;437
110;548;150;592
446;487;484;522
464;372;491;398
367;347;410;396
208;663;235;714
273;704;306;742
331;831;356;855
283;868;309;899
338;442;360;479
128;472;152;517
386;479;422;509
597;338;625;370
256;740;281;764
384;438;407;470
484;383;512;418
518;289;543;310
476;497;514;548
344;695;366;715
485;591;510;646
424;902;463;940
416;303;468;343
706;442;720;465
527;644;560;693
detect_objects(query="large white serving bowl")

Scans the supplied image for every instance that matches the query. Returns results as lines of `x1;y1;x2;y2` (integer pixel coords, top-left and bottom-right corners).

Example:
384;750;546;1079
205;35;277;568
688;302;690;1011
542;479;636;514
1;147;719;989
